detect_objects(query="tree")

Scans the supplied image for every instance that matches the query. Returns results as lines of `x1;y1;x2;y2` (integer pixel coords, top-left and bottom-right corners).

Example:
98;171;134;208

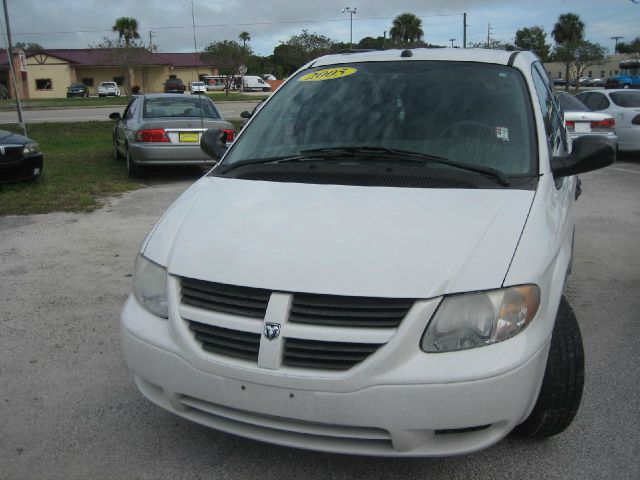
552;13;585;91
201;40;252;95
271;30;336;76
112;17;141;45
514;26;551;61
14;42;44;53
357;36;386;49
239;31;251;48
617;36;640;53
90;38;150;98
554;41;606;90
390;13;424;46
468;39;513;50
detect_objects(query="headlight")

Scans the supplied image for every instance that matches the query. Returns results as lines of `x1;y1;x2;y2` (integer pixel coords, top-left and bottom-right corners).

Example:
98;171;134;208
421;285;540;353
132;254;168;318
23;142;39;155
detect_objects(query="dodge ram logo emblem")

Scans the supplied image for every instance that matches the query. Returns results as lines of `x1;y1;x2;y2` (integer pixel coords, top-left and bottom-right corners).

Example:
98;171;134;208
263;322;281;341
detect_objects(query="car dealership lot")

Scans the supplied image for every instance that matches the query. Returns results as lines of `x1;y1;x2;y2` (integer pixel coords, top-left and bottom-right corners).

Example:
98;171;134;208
1;161;639;479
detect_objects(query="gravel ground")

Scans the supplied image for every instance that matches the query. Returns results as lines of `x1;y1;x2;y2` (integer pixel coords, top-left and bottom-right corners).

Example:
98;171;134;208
1;162;639;480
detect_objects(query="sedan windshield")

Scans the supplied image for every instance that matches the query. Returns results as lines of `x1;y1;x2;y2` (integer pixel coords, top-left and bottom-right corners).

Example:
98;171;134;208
143;97;220;119
222;61;536;176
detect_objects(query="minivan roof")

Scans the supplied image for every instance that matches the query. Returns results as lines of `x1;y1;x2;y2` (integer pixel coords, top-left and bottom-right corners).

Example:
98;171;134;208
311;48;537;68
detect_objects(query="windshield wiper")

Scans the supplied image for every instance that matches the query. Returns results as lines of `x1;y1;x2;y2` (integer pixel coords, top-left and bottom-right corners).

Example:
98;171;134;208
299;146;511;186
219;146;510;186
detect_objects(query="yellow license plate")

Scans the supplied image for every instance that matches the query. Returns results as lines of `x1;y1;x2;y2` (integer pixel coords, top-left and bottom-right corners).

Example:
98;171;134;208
179;132;199;143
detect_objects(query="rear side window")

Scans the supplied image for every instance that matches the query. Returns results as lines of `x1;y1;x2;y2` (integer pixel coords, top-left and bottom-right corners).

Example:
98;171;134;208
610;91;640;107
581;92;610;111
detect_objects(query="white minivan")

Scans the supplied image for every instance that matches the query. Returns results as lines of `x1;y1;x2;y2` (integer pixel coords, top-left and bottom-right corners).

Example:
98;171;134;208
121;49;614;456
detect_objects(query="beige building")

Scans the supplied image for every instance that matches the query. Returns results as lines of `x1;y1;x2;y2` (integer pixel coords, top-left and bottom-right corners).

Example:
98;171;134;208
1;48;220;99
543;53;633;82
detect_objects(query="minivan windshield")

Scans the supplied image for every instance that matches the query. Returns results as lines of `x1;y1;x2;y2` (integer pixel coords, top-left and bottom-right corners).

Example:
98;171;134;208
221;61;536;177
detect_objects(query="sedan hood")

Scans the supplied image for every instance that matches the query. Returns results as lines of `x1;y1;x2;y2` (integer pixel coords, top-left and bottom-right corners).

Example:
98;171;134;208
144;177;535;298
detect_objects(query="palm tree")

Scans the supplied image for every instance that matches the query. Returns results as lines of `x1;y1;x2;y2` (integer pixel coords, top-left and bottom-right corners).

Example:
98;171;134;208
112;17;141;45
239;31;251;48
552;13;585;91
390;13;424;45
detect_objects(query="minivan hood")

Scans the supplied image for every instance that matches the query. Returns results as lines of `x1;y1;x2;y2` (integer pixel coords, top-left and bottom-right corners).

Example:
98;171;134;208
144;177;535;298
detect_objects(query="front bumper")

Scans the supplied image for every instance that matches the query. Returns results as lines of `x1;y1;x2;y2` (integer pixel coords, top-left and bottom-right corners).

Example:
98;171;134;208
121;291;550;456
0;154;43;184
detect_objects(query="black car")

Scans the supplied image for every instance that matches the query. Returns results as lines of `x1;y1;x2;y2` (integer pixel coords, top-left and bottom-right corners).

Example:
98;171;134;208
67;83;89;98
164;78;185;94
0;129;43;184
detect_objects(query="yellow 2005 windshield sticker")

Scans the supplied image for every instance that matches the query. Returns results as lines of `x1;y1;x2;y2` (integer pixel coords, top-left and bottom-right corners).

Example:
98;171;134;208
299;67;357;82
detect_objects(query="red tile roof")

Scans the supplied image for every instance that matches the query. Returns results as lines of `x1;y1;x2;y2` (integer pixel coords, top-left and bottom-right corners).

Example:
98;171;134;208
1;49;210;68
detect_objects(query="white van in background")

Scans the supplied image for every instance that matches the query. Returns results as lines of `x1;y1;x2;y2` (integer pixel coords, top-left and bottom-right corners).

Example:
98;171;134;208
238;75;272;92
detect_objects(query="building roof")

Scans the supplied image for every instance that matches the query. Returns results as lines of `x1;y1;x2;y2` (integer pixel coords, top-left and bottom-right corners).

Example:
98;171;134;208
1;48;210;68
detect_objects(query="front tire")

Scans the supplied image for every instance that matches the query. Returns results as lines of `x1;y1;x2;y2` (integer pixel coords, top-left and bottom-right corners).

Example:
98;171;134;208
512;296;584;438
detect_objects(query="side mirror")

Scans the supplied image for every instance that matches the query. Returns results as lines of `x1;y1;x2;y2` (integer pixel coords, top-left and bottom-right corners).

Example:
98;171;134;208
551;135;615;178
109;112;121;120
240;110;251;119
200;128;228;160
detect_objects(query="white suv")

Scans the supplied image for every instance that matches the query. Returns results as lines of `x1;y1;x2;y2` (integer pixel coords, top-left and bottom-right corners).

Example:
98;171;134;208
97;81;120;97
121;48;614;456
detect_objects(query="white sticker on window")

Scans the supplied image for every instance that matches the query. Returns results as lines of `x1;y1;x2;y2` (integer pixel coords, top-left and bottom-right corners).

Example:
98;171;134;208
496;126;509;141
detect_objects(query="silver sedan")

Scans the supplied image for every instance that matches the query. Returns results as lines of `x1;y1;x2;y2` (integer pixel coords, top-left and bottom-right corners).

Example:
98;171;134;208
110;94;234;177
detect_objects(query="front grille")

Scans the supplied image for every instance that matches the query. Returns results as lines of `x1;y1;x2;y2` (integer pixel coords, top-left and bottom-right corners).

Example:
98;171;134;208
290;293;413;328
0;145;23;163
188;321;260;361
284;338;380;370
181;277;270;318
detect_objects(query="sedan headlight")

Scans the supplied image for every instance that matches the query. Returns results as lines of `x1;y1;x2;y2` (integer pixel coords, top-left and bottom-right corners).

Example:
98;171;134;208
23;142;39;155
132;254;168;318
421;285;540;353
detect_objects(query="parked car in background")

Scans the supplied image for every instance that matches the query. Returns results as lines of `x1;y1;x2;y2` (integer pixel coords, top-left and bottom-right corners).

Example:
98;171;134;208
190;81;207;94
553;78;566;87
591;77;605;87
110;94;234;177
164;78;186;94
121;48;615;457
66;83;89;98
557;92;617;150
98;81;120;97
234;75;272;92
576;89;640;152
0;129;43;184
262;74;276;81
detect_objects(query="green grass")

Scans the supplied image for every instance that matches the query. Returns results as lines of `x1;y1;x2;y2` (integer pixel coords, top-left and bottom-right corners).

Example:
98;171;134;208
0;93;265;111
0;97;130;110
0;121;141;215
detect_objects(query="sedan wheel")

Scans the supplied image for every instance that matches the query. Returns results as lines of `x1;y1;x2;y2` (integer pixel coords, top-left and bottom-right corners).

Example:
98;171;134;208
126;148;141;178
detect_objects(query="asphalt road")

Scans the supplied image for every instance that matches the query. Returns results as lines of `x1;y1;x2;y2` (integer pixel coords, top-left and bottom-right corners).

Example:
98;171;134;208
0;101;259;124
1;159;639;479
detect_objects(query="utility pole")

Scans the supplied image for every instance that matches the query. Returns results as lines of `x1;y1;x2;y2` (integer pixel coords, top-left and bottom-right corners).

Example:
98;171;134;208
486;23;493;48
610;36;623;53
149;30;156;50
2;0;26;136
383;30;387;49
449;38;456;48
342;7;357;48
463;13;467;49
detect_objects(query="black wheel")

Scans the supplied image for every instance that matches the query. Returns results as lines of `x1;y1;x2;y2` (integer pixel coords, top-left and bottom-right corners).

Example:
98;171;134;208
126;147;142;178
262;87;269;92
624;84;631;89
512;296;584;438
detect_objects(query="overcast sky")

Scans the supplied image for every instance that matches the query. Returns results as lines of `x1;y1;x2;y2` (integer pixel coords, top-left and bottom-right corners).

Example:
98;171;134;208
4;0;639;56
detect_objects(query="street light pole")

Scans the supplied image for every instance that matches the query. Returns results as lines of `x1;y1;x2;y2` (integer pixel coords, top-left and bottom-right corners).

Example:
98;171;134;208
449;38;456;48
342;7;357;48
2;0;26;136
